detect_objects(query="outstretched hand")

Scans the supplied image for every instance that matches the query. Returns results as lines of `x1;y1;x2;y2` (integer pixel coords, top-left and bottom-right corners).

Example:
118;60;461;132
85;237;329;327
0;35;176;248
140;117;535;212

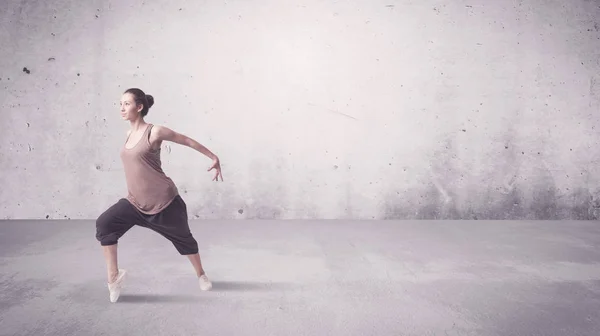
208;157;223;181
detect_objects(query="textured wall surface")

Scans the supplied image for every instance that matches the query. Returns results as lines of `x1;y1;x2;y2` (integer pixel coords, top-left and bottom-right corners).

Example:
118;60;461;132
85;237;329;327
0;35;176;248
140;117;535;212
1;0;600;220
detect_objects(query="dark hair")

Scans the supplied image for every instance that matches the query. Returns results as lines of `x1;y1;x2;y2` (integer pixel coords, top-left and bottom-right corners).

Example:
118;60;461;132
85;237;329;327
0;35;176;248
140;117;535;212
124;88;154;117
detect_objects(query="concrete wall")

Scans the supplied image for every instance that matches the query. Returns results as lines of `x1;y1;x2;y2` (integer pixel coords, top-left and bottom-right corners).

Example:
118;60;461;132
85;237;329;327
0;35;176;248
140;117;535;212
1;0;600;220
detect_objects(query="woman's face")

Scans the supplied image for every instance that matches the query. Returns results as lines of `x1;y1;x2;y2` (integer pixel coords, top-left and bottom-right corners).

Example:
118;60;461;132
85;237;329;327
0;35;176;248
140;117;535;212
120;93;141;120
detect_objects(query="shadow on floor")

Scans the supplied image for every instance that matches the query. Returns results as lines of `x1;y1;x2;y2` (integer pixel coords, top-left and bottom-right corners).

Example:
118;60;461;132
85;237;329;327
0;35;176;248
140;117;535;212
115;281;294;302
211;281;293;291
117;294;201;303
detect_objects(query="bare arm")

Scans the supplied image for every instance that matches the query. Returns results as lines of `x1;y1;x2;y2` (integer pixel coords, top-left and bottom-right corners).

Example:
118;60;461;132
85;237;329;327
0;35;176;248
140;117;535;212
154;125;223;181
155;125;218;161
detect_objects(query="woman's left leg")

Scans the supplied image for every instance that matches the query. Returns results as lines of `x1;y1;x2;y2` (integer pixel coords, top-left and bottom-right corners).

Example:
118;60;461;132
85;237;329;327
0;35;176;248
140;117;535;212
186;253;206;277
143;195;212;290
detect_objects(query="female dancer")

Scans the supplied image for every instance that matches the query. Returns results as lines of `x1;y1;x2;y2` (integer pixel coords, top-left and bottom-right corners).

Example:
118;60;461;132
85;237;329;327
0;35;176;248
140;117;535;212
95;88;223;303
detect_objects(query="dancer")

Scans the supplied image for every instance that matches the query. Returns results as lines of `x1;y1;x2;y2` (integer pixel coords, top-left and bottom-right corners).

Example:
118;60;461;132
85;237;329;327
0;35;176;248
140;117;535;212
95;88;223;303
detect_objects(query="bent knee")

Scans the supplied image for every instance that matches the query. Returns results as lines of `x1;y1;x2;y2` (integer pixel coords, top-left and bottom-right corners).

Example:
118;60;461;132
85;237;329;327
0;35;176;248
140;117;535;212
96;211;112;231
96;199;129;228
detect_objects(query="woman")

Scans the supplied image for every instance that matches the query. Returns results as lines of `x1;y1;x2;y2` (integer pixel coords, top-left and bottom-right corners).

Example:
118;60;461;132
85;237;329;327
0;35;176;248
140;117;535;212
95;88;223;303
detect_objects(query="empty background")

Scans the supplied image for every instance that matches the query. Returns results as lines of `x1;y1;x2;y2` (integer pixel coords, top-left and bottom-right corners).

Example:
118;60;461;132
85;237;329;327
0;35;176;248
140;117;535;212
2;0;600;220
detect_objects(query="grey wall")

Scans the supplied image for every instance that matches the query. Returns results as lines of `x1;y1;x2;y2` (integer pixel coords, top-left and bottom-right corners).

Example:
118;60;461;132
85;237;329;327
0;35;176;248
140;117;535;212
2;0;600;220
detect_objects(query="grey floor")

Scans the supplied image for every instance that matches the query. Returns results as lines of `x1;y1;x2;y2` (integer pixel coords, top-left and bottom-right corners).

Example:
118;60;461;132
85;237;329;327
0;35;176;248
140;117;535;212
1;220;599;336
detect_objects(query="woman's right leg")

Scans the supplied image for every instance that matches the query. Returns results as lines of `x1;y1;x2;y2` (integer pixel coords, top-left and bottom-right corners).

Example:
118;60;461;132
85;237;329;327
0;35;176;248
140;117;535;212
102;244;119;283
95;199;138;293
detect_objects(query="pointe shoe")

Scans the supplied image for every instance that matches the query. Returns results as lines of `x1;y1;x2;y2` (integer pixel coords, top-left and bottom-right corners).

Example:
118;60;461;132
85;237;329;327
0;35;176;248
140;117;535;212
199;274;212;291
107;269;127;303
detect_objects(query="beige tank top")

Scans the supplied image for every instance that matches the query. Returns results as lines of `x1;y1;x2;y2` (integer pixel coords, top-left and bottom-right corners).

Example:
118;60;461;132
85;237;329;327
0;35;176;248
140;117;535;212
120;124;179;214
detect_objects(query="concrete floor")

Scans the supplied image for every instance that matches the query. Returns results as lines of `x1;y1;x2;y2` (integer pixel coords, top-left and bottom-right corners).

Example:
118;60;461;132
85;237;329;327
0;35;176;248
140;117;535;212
0;220;599;336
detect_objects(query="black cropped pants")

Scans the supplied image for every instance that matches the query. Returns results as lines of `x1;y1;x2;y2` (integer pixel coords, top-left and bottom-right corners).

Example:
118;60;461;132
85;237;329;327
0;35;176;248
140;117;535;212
95;195;199;255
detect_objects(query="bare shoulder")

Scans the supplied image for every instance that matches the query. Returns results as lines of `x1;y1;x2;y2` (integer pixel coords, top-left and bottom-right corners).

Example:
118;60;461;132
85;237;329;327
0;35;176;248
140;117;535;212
150;125;164;143
151;124;178;139
148;124;172;144
151;124;189;145
151;124;166;133
150;124;165;139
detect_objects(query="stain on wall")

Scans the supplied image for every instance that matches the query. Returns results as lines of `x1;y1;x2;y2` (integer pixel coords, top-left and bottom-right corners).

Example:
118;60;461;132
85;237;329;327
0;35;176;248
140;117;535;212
1;0;600;220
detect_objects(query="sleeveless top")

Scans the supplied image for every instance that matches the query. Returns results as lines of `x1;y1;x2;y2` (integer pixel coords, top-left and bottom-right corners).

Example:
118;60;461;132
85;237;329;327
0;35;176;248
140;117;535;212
119;124;179;214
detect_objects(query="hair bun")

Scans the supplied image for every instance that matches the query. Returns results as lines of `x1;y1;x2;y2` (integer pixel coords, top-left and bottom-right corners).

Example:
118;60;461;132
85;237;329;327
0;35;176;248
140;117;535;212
146;95;154;108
